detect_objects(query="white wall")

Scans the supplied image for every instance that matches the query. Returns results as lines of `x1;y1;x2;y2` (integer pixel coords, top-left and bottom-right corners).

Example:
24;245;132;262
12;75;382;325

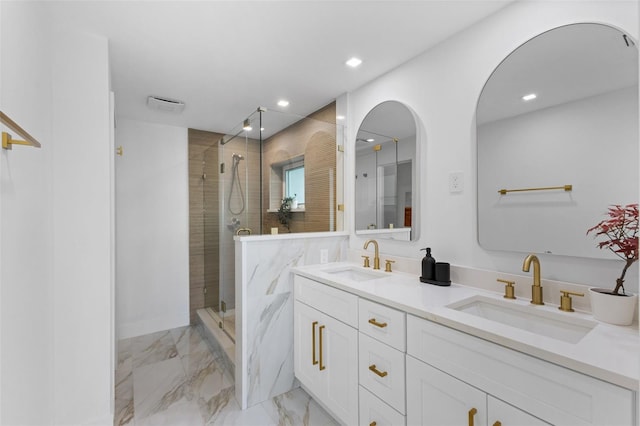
51;28;113;425
0;2;54;424
115;119;189;338
347;1;639;292
1;2;115;424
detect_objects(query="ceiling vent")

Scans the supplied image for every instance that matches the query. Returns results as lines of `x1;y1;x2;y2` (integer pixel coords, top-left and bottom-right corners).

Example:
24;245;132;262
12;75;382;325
147;95;185;113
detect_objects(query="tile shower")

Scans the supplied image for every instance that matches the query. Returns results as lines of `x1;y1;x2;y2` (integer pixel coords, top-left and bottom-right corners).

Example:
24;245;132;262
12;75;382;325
187;103;346;409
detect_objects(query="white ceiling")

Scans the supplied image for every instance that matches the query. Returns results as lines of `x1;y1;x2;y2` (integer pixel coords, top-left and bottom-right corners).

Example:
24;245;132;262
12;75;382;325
48;1;514;135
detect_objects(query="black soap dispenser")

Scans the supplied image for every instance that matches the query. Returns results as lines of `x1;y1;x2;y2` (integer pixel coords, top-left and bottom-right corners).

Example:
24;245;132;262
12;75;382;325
420;248;436;282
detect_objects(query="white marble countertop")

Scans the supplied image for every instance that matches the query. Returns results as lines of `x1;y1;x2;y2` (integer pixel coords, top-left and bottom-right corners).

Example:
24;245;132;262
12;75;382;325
292;262;640;391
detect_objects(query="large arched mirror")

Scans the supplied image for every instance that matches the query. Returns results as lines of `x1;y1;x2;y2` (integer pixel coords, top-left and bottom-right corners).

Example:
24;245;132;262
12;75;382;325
477;23;638;258
355;101;417;241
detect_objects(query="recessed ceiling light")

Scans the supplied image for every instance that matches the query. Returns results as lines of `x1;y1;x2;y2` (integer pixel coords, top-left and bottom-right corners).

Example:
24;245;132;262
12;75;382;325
366;138;375;143
336;115;345;120
346;57;362;68
277;100;289;107
522;93;537;101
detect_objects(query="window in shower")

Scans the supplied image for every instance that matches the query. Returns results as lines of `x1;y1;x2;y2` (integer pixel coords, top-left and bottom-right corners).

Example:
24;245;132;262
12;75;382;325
268;155;305;210
283;160;304;206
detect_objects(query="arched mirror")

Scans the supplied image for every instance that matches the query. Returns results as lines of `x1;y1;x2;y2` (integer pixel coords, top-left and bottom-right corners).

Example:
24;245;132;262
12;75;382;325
355;101;417;241
477;23;638;258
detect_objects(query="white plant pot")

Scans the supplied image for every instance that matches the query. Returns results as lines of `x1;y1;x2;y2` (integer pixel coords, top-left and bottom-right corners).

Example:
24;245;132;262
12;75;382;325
589;288;638;326
291;200;298;209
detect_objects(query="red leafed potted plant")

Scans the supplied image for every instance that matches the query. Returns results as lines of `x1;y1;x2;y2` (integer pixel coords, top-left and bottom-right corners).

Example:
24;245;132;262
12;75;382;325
586;203;638;325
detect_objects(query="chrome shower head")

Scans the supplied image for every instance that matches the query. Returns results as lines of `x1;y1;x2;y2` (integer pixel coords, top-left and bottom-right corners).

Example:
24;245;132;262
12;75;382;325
232;153;244;161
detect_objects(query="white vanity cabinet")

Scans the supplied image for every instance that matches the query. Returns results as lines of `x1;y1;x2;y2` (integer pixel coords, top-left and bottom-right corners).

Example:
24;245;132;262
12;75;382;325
406;315;636;426
406;355;549;426
358;298;407;425
294;276;359;425
293;271;637;426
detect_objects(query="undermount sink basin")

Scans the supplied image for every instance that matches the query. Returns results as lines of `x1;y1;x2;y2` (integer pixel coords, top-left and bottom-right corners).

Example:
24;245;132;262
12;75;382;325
323;266;388;282
447;295;596;344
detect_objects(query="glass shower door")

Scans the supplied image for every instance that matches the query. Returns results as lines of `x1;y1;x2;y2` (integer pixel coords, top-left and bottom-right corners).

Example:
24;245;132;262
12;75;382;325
218;116;262;341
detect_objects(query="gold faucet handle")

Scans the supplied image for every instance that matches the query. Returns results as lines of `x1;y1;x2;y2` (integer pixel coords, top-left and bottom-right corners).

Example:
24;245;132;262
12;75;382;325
559;290;584;312
497;278;516;299
384;259;395;272
362;255;370;268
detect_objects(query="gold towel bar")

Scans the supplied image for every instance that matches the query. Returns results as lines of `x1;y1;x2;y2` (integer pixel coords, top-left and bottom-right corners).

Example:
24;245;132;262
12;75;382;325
498;185;572;195
1;111;42;149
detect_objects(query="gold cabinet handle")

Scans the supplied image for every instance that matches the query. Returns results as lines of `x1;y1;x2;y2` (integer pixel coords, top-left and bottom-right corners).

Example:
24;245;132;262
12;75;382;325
368;318;388;328
368;364;388;378
311;321;318;366
318;325;326;371
468;408;478;426
493;422;502;426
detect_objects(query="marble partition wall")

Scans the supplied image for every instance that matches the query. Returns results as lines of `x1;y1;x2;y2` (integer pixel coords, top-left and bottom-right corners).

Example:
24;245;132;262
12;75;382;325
235;232;348;409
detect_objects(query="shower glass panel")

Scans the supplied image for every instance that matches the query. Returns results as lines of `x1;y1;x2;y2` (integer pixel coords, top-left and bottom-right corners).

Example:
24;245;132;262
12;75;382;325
204;105;344;343
219;122;261;342
203;145;219;316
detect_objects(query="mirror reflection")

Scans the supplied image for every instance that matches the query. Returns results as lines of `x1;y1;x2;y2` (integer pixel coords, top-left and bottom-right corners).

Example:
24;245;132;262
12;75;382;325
477;23;638;258
355;101;417;241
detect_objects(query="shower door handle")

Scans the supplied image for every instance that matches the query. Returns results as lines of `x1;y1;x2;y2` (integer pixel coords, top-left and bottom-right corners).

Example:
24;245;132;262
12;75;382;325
236;228;252;236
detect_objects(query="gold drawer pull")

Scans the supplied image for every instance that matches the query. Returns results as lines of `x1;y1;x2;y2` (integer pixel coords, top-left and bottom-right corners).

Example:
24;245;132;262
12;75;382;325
319;325;326;371
468;408;477;426
493;422;502;426
368;364;388;377
311;321;318;366
368;318;388;328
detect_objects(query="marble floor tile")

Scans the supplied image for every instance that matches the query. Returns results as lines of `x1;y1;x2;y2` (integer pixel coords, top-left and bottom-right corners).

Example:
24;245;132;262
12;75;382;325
133;357;190;421
171;325;213;360
262;387;340;426
115;325;337;426
132;329;179;368
203;387;277;426
114;359;134;426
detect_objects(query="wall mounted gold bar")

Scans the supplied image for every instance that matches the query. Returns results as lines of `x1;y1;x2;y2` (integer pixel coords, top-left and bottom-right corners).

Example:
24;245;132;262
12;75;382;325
0;111;41;149
498;184;572;195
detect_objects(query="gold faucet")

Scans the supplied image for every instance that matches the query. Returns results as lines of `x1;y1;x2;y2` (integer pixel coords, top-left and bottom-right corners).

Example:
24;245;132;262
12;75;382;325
363;239;380;270
522;254;544;305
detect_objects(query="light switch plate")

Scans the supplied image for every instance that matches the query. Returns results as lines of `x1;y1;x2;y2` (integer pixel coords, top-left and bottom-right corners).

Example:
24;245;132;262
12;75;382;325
449;171;463;193
320;249;329;264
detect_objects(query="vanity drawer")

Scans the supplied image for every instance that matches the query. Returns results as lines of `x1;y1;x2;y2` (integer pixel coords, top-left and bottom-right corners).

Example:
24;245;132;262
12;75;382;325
294;275;358;327
406;315;635;426
359;333;406;414
359;385;405;426
359;298;406;351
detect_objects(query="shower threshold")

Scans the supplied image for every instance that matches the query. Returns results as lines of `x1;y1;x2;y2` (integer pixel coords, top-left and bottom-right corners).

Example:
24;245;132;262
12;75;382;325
197;308;235;370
